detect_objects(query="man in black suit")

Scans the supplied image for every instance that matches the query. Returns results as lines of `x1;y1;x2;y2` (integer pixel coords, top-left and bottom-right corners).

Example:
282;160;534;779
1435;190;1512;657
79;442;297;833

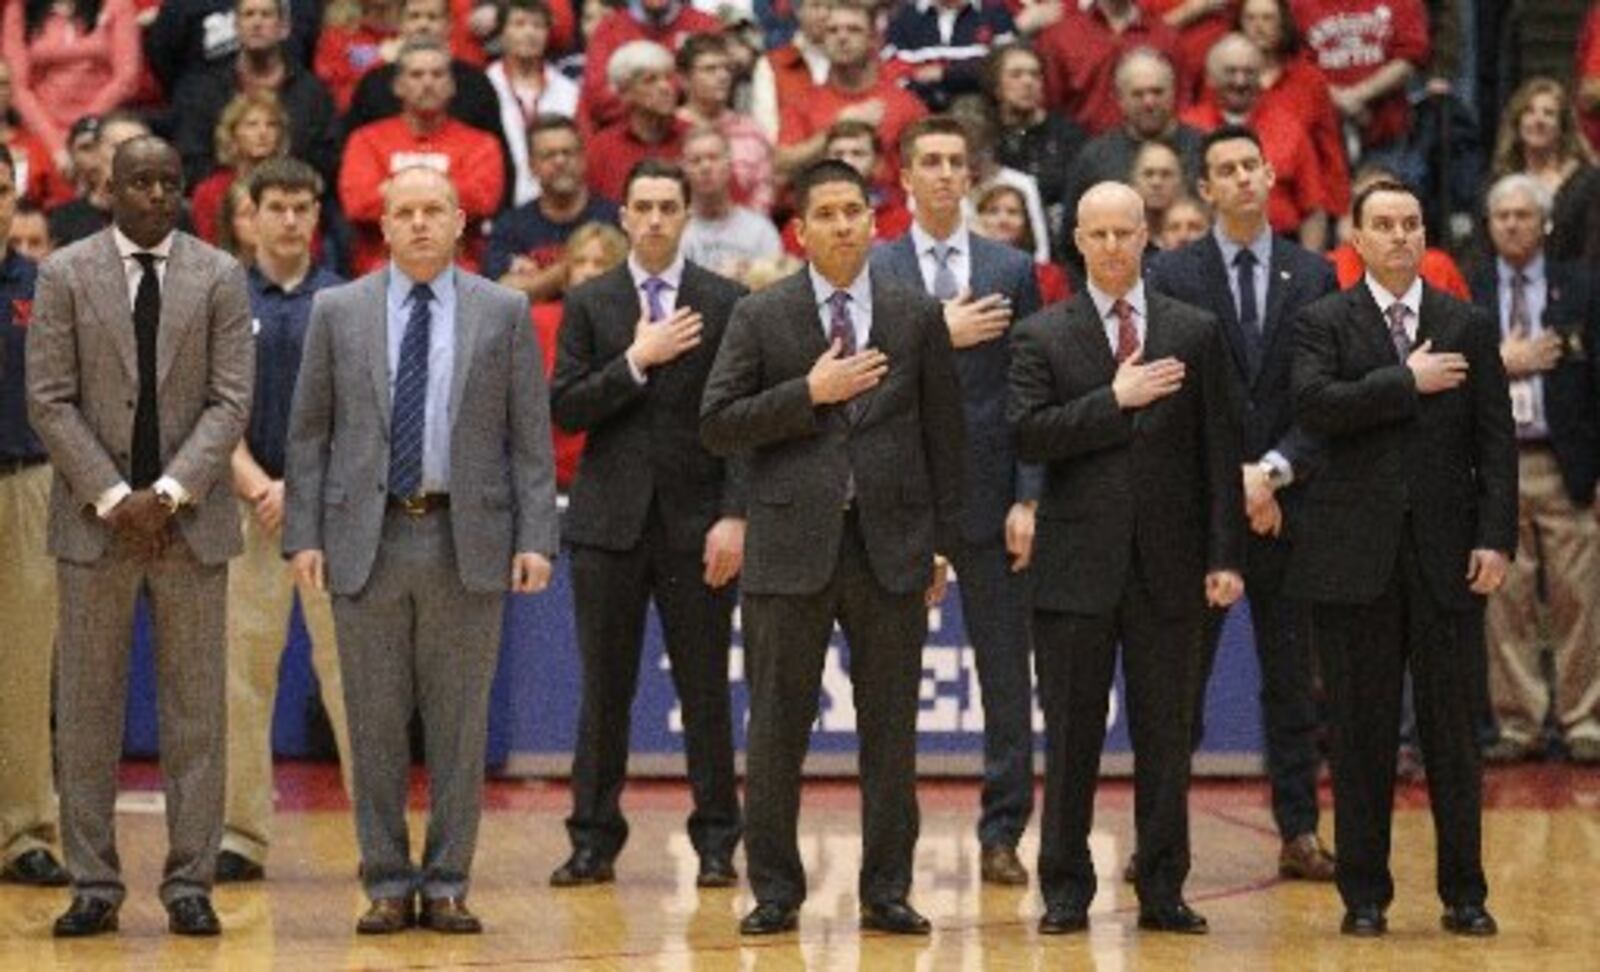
701;159;966;937
869;116;1043;887
549;159;746;889
1289;180;1516;938
1146;125;1339;881
1469;174;1600;766
1008;181;1245;936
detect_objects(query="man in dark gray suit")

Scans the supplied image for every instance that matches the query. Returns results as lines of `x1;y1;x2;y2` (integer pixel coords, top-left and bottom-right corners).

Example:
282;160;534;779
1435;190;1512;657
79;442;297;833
283;166;559;935
1145;125;1340;882
1009;181;1245;936
870;115;1043;887
549;160;746;889
28;136;254;937
701;159;966;937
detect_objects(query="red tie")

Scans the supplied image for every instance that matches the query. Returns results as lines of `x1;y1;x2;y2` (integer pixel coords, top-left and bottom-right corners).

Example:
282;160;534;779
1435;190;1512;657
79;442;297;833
1113;298;1139;363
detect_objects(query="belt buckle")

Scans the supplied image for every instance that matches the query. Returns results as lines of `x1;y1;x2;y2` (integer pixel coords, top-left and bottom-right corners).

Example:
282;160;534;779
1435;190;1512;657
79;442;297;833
398;494;429;516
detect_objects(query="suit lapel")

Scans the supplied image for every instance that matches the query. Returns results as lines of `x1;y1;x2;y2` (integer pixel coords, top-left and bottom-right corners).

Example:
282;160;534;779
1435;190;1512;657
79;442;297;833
1068;292;1117;377
448;269;482;429
156;235;204;387
366;271;392;436
1350;285;1398;363
84;232;138;384
1197;239;1253;380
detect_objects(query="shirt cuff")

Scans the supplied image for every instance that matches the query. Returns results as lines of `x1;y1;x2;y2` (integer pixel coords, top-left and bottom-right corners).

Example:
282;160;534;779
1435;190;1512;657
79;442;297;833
1261;451;1294;488
625;351;648;385
94;482;132;518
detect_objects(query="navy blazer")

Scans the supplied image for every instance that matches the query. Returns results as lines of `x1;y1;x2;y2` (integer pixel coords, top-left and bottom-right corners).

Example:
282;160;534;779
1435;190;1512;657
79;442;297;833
872;231;1044;542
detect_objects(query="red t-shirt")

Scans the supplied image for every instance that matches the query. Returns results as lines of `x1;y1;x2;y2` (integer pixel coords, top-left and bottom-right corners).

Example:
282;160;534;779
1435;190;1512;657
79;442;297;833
584;119;690;203
778;76;928;189
1291;0;1429;148
1139;0;1237;104
1259;54;1351;214
530;301;585;490
314;22;398;114
1035;4;1188;135
5;127;73;208
1578;6;1600;153
1328;244;1470;300
1180;100;1329;233
1036;261;1071;306
577;7;723;136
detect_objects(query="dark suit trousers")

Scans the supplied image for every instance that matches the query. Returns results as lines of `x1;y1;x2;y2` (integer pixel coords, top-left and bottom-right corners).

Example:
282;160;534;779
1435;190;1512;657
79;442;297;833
1314;532;1487;911
1034;558;1200;911
951;535;1035;849
1193;534;1322;841
565;504;741;861
742;510;926;908
55;538;227;906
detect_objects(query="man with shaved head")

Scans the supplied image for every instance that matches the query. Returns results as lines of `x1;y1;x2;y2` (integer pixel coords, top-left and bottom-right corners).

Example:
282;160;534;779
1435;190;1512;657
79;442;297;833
1009;181;1245;936
285;164;559;935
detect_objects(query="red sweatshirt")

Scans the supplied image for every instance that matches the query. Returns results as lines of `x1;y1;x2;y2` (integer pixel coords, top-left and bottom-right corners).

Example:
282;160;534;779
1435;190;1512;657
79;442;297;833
1291;0;1429;148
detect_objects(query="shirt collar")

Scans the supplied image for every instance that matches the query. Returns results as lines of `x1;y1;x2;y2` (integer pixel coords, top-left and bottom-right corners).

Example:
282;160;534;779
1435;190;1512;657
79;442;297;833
809;261;872;309
1213;225;1273;271
909;218;971;261
388;261;456;305
629;251;686;292
1086;278;1147;323
112;226;174;261
916;0;980;14
1363;273;1423;319
1497;253;1545;286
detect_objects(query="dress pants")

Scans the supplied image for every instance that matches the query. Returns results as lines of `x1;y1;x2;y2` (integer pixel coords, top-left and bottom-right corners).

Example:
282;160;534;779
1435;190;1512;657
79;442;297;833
1193;533;1322;841
55;535;228;905
1035;558;1200;911
0;464;60;865
1485;447;1600;746
949;534;1034;850
565;505;741;861
222;501;353;865
1314;533;1487;911
742;510;926;908
331;508;504;901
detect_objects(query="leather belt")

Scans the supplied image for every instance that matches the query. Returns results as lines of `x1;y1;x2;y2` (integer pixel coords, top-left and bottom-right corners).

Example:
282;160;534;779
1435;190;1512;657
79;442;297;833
388;493;451;516
0;455;47;477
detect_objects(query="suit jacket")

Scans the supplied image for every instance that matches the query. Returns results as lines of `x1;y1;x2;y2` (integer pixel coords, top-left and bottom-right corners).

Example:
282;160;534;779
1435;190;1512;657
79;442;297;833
1146;234;1338;479
870;232;1044;542
282;267;559;595
1468;259;1600;503
552;260;748;552
1008;290;1245;616
700;268;966;596
26;229;253;565
1288;283;1517;609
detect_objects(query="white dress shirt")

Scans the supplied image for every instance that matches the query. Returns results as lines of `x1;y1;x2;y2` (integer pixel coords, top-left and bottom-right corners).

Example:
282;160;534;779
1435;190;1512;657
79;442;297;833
625;252;687;384
909;219;972;298
1086;278;1148;356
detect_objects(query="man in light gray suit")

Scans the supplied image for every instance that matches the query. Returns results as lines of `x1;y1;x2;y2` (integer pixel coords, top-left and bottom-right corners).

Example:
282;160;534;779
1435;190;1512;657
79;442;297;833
27;136;254;938
283;165;559;935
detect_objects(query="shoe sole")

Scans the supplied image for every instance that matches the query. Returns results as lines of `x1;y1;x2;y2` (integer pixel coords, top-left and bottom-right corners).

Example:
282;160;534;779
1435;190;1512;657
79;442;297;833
696;873;738;888
53;919;118;938
169;924;222;937
739;917;798;935
550;869;615;887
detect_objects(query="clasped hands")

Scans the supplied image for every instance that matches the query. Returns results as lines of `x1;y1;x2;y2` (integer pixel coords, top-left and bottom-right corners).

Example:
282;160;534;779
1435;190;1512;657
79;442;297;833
105;489;173;560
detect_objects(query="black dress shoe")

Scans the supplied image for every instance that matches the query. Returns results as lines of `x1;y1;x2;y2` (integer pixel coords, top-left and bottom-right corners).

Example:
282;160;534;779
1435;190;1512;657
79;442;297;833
1340;905;1388;937
740;901;799;935
1;848;70;886
53;896;119;938
861;899;932;935
215;849;265;883
549;848;615;887
696;853;738;888
1137;901;1209;934
420;896;483;934
1038;903;1089;935
1441;903;1498;936
980;845;1029;886
167;895;222;936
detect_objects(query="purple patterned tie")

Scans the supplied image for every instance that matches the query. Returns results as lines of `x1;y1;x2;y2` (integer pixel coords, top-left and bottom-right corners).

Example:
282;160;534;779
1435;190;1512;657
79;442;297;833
1386;302;1411;362
828;290;855;355
642;276;670;322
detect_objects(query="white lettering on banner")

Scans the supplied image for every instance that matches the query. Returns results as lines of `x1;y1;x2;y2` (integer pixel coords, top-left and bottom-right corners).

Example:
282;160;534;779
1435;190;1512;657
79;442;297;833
1306;6;1394;72
390;153;452;174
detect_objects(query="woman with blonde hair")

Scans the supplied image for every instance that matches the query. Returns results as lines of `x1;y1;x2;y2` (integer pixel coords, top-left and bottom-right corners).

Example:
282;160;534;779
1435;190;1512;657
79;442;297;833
1489;77;1600;264
191;91;290;247
972;182;1070;306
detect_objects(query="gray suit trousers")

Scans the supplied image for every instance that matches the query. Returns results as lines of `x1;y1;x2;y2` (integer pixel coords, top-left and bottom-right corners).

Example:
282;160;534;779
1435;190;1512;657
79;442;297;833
56;539;228;905
332;509;504;901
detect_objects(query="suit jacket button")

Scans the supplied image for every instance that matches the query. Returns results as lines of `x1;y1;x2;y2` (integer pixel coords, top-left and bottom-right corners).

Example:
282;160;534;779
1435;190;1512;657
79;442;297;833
125;400;135;409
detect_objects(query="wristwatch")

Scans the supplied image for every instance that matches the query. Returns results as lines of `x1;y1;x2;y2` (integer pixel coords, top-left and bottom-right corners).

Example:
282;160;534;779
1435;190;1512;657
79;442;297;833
1258;459;1289;490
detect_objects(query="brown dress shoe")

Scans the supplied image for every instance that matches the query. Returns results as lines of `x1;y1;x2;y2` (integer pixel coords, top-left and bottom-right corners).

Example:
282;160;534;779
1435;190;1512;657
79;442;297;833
1278;833;1336;881
356;897;415;935
980;845;1029;886
420;896;483;934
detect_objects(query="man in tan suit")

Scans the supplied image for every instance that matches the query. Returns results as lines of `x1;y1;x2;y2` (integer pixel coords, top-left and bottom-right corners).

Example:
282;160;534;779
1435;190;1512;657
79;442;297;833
27;136;254;937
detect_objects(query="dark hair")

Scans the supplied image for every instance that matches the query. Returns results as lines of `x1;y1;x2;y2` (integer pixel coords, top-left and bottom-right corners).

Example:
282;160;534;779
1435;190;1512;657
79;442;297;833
529;113;580;143
0;145;14;179
24;0;100;41
247;157;325;205
675;32;728;74
1198;124;1264;178
14;197;44;218
1350;178;1417;228
981;42;1041;103
823;119;879;152
898;115;970;169
792;158;869;216
395;37;451;71
1234;0;1301;56
622;158;691;207
497;0;551;31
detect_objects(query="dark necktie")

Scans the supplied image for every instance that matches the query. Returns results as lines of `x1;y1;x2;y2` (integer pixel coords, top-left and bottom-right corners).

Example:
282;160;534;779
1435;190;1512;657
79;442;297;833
828;290;855;355
930;242;959;301
1234;248;1260;332
642;276;670;322
1112;298;1139;363
131;252;161;488
1509;271;1530;337
389;282;434;499
1385;302;1411;363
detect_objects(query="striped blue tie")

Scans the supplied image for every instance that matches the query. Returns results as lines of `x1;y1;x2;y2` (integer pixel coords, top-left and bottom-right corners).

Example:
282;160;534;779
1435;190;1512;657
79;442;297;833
389;282;433;499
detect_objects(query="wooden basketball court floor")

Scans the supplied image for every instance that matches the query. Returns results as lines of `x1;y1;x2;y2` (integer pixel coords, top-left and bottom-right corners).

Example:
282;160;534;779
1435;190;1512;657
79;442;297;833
3;762;1596;970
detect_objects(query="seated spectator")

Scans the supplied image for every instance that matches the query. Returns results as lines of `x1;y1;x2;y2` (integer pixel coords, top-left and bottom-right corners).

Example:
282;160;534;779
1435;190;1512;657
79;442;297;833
679;126;781;282
885;0;1017;112
1237;0;1347;215
487;0;578;207
1180;32;1331;248
752;0;799;51
1155;192;1209;249
780;118;913;253
1490;77;1600;266
8;196;50;260
1326;166;1470;298
143;0;322;99
190;91;289;247
971;179;1069;304
170;0;341;189
46;110;156;246
1144;0;1236;103
315;0;402;113
0;59;72;207
587;40;689;203
1290;0;1428;174
749;0;831;142
1034;0;1186;135
1130;137;1183;239
1579;4;1600;154
677;32;774;215
338;39;505;273
985;42;1089;257
486;113;620;300
579;0;722;136
775;0;927;191
953;97;1052;263
1;0;142;161
215;177;257;264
